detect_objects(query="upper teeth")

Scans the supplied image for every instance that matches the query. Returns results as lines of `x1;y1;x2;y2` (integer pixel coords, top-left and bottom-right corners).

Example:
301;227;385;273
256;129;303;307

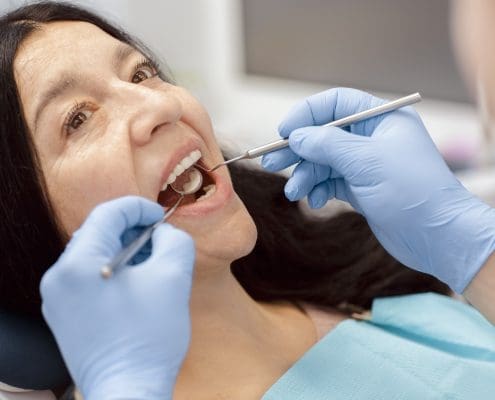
162;150;202;191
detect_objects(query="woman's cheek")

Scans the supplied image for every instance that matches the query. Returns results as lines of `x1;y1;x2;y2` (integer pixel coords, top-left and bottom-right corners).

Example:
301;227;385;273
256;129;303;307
47;158;138;235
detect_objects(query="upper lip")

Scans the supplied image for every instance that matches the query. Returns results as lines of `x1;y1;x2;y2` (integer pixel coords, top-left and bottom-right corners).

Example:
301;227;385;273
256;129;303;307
158;139;209;195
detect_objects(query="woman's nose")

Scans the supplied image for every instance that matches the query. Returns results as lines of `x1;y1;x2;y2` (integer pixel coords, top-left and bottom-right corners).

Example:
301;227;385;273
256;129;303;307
112;82;183;145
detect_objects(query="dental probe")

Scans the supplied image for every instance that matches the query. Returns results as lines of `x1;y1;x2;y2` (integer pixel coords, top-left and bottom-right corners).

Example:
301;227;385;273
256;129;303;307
197;92;422;172
100;195;184;278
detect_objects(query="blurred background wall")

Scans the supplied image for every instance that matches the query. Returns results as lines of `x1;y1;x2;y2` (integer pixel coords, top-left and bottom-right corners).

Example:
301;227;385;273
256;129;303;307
244;0;469;102
2;0;491;199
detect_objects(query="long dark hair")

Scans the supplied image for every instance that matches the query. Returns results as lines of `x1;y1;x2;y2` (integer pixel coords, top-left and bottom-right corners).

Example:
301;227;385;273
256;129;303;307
0;1;448;317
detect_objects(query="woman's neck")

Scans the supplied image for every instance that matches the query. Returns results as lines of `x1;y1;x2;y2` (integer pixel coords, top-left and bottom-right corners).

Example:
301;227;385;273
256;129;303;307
174;262;317;398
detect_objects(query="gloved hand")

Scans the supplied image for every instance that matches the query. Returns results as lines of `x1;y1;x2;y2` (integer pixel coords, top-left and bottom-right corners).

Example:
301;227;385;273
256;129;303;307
40;196;195;400
262;87;495;293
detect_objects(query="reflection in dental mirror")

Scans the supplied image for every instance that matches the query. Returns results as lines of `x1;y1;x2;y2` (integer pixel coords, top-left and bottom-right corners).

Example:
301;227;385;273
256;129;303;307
171;166;203;195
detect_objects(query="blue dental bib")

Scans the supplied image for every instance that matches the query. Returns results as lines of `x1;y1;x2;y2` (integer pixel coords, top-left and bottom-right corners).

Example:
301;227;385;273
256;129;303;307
262;293;495;399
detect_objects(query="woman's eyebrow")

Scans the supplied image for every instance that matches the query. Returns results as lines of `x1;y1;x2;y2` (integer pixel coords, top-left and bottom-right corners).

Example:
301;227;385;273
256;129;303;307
33;73;79;132
113;43;138;71
32;43;138;132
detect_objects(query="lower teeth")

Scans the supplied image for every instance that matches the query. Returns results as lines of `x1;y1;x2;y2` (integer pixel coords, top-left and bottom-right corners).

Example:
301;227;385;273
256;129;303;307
196;184;216;202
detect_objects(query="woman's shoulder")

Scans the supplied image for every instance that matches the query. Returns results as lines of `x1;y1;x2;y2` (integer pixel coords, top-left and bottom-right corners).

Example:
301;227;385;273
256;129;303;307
299;302;349;340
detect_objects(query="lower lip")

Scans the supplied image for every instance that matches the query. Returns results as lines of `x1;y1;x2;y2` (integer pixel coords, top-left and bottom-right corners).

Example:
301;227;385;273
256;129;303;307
164;168;233;217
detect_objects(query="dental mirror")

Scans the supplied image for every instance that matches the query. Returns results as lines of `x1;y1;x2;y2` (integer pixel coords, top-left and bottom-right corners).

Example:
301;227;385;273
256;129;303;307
170;166;203;195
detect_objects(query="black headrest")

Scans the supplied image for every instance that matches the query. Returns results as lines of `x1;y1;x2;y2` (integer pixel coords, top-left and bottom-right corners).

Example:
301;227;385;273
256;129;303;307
0;309;70;390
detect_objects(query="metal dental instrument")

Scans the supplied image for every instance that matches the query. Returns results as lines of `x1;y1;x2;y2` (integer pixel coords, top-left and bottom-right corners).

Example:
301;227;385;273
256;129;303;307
197;92;422;172
100;195;184;278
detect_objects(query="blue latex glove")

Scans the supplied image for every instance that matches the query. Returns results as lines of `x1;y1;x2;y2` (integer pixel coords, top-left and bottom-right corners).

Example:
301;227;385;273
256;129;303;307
262;87;495;293
40;196;195;400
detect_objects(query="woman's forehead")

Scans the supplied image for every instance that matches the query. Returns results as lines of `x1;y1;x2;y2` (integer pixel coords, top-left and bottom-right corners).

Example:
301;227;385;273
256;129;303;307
15;20;122;77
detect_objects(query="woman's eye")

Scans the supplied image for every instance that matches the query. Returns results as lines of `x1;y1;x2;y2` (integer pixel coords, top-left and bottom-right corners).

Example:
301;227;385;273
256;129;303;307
64;104;93;135
70;112;87;129
132;67;154;84
131;59;159;83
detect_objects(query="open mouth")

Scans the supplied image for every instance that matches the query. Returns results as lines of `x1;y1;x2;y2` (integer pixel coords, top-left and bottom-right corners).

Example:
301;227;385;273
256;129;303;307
157;150;216;209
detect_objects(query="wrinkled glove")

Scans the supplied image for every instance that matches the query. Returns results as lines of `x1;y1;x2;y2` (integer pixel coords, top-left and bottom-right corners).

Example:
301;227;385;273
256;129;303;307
40;196;195;400
262;87;495;293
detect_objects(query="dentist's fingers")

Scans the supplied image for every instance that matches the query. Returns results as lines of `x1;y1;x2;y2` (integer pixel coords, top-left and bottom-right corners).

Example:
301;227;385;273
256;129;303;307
69;197;164;257
307;178;361;213
288;126;372;179
284;161;332;201
307;181;335;208
278;88;388;138
55;197;164;276
261;147;300;172
143;224;195;277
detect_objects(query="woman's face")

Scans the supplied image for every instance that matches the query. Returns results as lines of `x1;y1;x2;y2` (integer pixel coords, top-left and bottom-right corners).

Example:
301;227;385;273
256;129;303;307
14;21;257;267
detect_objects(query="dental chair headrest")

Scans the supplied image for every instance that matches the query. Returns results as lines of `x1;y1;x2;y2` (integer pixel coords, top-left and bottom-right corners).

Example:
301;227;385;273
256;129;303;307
0;309;70;390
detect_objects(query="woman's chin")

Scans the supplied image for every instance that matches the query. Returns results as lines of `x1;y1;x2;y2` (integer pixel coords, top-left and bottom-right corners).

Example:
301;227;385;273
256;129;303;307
174;194;258;270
